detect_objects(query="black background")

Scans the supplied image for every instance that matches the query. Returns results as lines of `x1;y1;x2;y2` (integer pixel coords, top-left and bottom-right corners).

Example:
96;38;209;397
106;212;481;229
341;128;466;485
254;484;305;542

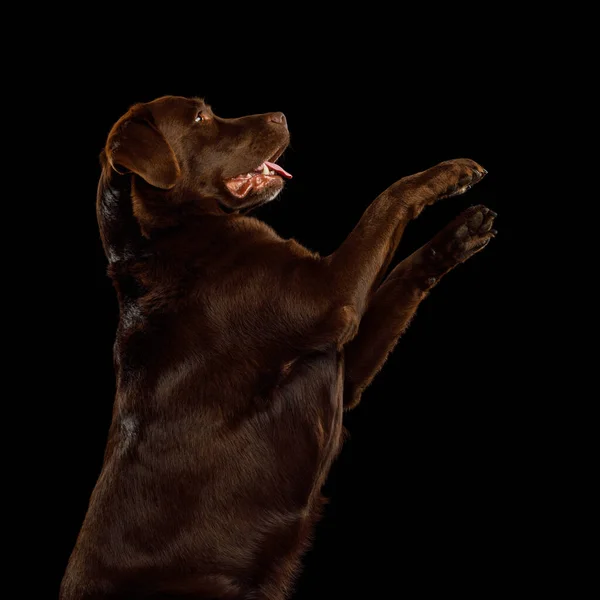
34;23;576;599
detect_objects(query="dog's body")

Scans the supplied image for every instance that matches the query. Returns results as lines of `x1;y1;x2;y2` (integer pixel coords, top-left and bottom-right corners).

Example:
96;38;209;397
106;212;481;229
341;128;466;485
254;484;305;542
61;96;495;599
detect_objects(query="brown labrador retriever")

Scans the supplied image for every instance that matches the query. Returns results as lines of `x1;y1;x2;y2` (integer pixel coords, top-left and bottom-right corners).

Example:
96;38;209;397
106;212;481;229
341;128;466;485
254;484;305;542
60;95;495;599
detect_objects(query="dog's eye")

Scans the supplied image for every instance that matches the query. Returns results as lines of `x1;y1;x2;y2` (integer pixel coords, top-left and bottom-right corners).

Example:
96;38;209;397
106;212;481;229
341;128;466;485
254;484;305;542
194;112;204;123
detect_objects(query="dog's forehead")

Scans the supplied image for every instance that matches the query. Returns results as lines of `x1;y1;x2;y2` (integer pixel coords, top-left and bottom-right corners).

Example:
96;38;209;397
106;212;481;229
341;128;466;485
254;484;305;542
147;95;200;125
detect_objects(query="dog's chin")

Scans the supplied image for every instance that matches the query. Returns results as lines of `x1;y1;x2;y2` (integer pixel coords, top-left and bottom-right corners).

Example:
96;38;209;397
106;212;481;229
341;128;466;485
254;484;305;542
221;177;285;213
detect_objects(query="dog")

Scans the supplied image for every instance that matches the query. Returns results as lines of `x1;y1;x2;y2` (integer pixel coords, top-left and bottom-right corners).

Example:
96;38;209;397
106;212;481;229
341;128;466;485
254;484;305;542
60;95;495;599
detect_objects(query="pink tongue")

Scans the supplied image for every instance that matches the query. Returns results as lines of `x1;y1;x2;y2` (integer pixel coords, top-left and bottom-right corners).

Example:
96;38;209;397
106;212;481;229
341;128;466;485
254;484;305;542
264;161;292;179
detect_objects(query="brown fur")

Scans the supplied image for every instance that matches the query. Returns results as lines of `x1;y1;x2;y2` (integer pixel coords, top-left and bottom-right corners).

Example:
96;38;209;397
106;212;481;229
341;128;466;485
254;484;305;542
60;95;496;599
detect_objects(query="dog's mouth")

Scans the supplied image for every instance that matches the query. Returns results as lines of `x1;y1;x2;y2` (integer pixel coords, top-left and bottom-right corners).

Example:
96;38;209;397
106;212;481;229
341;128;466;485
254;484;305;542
224;160;292;199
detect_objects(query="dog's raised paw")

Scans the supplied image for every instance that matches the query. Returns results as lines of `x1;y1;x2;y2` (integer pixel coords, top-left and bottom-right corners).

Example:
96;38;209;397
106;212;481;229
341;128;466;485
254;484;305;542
440;204;497;262
417;205;497;282
436;159;487;200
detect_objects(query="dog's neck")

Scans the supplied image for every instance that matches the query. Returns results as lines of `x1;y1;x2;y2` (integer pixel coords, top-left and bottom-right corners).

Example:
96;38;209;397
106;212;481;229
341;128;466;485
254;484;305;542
97;168;235;266
96;167;149;266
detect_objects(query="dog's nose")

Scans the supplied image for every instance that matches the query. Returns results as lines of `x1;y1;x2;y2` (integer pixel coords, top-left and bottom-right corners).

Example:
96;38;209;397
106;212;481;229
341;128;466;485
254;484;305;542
267;112;287;128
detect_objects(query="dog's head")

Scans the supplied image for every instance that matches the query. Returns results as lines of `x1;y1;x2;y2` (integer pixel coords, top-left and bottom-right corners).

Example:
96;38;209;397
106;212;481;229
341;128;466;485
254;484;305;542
101;95;291;235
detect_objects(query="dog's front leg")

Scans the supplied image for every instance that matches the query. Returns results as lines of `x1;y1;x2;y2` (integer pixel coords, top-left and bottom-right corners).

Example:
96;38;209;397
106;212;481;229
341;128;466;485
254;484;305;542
322;159;487;324
342;205;497;409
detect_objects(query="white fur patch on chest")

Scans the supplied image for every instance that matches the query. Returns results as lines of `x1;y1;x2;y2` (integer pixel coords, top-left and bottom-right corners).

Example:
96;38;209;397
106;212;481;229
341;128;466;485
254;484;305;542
119;415;139;453
120;300;144;330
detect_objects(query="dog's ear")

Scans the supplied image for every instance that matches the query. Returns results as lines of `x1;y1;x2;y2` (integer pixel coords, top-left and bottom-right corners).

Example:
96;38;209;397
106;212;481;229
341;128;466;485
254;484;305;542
105;105;180;190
